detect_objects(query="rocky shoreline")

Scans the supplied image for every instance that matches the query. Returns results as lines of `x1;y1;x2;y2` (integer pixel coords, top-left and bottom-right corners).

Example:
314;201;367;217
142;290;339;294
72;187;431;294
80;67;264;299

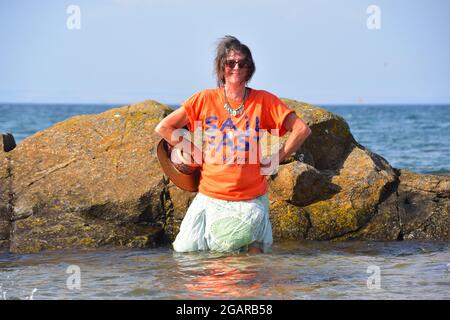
1;100;449;253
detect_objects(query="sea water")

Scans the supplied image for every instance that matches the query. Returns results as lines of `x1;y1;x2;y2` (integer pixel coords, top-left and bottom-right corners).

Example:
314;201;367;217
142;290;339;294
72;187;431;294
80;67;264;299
0;241;449;299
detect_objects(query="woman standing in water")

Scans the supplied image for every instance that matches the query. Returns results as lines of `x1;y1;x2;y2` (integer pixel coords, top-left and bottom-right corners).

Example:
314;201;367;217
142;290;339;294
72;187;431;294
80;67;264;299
155;35;311;253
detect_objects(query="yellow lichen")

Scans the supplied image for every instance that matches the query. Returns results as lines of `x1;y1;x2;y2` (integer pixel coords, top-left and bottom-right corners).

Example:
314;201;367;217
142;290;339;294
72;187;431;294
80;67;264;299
270;203;308;239
16;217;46;228
307;200;361;234
78;238;97;246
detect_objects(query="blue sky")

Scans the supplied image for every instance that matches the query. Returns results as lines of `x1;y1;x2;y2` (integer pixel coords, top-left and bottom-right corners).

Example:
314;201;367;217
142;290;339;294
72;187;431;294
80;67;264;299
1;0;449;105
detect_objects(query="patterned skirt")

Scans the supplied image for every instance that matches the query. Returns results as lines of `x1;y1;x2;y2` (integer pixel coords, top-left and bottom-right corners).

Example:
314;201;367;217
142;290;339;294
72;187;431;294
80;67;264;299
172;192;273;253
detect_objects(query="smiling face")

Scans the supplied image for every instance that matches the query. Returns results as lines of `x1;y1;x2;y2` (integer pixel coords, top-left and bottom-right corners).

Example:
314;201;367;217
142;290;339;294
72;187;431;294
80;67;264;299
224;50;249;86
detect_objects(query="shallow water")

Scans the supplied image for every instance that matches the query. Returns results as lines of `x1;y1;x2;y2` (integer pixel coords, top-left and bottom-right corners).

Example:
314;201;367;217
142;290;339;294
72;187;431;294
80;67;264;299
1;241;449;300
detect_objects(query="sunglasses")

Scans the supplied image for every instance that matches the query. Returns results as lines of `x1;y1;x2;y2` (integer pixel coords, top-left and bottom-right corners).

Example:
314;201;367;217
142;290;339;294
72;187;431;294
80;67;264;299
225;59;251;69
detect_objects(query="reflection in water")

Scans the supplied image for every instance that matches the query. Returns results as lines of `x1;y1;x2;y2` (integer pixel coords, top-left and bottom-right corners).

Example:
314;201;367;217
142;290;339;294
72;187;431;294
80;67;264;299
172;253;267;299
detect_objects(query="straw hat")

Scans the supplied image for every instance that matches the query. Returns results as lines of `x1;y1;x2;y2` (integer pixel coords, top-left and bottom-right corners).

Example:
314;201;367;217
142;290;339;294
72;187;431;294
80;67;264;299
156;139;200;192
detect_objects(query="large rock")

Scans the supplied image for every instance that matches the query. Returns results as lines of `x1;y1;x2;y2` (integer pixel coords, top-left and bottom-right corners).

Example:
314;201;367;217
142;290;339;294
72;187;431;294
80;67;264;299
262;99;396;240
267;161;338;207
339;170;450;240
1;101;173;253
0;99;449;253
266;142;398;240
279;99;357;170
303;145;397;240
397;170;449;239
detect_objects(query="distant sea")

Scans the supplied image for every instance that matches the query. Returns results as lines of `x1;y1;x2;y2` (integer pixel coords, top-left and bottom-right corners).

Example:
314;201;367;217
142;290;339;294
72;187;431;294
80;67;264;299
0;103;449;175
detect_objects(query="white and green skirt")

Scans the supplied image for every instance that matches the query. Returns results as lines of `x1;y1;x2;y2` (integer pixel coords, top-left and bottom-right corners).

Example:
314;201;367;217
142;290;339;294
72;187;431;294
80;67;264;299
172;192;273;253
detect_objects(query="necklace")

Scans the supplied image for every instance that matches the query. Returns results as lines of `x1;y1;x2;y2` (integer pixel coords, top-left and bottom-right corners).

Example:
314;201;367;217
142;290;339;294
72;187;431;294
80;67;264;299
223;86;248;117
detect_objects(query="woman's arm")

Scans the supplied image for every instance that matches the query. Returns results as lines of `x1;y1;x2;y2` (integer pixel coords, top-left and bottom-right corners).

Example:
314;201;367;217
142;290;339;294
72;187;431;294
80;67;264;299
260;112;311;174
155;107;190;146
155;107;203;165
278;112;312;163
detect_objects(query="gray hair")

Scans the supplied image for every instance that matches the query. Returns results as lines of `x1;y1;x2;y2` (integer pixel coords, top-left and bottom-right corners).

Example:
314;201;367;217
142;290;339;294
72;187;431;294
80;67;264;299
214;35;256;87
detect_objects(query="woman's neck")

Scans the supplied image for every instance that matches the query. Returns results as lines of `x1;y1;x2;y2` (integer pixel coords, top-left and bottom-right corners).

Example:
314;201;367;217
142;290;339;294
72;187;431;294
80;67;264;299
225;83;246;101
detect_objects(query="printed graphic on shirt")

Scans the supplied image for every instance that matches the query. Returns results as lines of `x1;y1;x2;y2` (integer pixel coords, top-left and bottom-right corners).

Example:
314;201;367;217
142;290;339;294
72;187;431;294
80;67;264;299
173;87;294;200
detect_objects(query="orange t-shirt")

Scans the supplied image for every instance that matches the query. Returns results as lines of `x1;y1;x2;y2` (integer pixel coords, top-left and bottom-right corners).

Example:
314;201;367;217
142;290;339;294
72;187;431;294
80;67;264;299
182;87;294;200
